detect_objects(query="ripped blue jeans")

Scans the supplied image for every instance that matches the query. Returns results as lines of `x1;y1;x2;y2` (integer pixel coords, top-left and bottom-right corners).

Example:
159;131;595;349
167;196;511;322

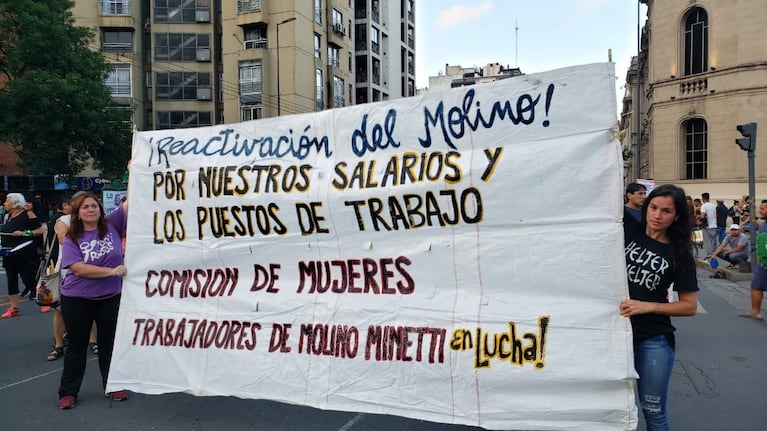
635;335;675;431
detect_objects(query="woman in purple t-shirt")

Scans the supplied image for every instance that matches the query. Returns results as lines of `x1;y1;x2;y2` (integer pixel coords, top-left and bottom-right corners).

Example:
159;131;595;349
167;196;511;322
57;192;128;410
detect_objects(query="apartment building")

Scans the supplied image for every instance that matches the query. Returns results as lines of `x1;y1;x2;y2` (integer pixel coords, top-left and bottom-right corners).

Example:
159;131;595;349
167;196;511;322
67;0;413;130
426;63;523;93
621;1;767;199
353;0;416;103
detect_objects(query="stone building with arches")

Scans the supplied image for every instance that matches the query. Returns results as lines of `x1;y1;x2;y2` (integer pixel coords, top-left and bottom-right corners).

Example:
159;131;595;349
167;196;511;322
621;0;767;200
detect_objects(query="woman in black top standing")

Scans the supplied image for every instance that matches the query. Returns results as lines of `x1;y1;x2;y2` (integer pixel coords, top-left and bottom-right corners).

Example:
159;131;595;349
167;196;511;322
1;193;43;318
620;184;699;431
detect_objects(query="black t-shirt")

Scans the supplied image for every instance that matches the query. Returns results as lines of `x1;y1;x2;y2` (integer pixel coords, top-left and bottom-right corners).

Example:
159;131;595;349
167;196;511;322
624;216;699;345
1;211;42;266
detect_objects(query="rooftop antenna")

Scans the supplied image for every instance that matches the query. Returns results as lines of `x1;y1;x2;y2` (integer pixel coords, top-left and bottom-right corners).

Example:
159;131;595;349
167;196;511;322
515;19;519;67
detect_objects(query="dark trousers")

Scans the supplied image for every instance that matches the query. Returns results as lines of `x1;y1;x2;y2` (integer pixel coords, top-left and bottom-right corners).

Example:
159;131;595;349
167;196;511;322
58;293;121;398
4;258;38;296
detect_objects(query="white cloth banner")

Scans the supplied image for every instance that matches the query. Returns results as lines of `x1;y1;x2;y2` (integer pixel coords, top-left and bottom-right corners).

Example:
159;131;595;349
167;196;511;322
108;63;637;430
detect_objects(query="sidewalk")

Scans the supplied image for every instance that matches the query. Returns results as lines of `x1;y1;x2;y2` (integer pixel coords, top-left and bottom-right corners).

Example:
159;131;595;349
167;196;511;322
694;264;767;318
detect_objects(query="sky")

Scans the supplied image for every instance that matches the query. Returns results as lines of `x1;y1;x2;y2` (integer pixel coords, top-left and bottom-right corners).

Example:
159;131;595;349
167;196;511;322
415;1;647;110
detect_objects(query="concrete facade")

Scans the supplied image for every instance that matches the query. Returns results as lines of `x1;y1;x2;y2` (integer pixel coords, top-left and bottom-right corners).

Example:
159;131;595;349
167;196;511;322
621;0;767;201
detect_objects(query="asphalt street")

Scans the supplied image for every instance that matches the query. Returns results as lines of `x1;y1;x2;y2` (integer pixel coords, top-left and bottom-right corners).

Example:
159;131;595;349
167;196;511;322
1;267;765;431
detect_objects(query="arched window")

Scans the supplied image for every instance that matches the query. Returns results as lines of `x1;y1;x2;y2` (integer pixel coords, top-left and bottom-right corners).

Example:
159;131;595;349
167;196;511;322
684;8;708;75
684;119;708;179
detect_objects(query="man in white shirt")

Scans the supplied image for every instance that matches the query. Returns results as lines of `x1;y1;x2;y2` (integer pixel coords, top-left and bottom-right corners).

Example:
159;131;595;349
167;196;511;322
699;193;718;258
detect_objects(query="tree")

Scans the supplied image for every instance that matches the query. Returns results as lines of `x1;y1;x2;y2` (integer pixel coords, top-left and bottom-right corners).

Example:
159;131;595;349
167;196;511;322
0;0;132;179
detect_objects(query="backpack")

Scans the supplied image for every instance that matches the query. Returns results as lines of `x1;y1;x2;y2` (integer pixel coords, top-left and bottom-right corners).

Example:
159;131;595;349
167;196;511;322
727;206;736;218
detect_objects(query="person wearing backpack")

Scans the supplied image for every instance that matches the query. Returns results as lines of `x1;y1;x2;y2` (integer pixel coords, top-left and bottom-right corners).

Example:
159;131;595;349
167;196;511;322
729;200;741;225
39;194;71;360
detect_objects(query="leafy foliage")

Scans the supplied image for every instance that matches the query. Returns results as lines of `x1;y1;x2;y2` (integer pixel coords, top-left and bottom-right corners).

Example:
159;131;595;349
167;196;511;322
0;0;132;179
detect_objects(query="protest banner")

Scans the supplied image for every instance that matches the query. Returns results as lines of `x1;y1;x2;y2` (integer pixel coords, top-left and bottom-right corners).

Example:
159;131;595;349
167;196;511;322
107;62;637;430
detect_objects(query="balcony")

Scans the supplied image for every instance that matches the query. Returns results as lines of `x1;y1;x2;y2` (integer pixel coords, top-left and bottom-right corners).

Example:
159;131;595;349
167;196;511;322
244;39;267;50
236;0;264;26
237;0;261;13
329;23;346;45
100;0;131;16
679;77;708;96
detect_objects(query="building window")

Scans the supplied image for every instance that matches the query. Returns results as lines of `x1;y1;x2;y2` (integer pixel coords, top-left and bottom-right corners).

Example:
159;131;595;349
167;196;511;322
244;26;267;49
328;46;340;67
316;68;324;110
684;7;708;76
155;0;209;23
100;0;131;15
239;59;262;105
314;0;322;24
684;118;708;179
155;72;211;100
241;105;262;121
105;64;131;96
372;58;380;85
102;30;133;52
314;33;321;59
333;76;345;107
154;33;210;61
371;27;379;54
332;9;344;35
355;24;366;51
237;0;261;13
156;111;212;129
371;0;379;23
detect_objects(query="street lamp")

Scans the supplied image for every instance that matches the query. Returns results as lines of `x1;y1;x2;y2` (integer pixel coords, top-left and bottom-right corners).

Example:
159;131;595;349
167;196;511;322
276;17;297;116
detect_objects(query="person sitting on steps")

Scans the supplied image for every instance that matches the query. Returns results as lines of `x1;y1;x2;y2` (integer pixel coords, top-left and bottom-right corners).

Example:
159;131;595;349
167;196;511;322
711;224;750;269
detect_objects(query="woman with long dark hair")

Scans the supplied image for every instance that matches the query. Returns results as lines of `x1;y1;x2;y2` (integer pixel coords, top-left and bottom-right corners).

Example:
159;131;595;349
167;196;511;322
57;192;128;409
620;184;699;431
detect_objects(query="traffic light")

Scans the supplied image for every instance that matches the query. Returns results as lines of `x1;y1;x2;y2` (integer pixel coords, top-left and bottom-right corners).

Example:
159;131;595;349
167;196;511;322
736;122;757;152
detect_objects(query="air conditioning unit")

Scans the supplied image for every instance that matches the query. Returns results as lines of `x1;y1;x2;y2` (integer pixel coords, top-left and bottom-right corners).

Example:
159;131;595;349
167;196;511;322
197;87;212;100
196;48;211;62
196;9;210;23
333;23;345;35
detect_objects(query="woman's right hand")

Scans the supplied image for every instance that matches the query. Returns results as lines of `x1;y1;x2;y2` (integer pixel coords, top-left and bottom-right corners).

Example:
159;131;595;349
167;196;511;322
111;265;127;277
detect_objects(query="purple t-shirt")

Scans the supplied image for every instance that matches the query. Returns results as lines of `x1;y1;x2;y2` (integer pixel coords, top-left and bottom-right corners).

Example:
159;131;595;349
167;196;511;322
60;204;127;298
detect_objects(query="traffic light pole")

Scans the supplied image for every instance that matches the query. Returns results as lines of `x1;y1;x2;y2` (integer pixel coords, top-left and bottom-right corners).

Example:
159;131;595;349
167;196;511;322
748;149;756;265
736;122;757;265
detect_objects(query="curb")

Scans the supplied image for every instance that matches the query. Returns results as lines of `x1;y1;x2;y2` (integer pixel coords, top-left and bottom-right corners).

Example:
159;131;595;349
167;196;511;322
695;259;752;282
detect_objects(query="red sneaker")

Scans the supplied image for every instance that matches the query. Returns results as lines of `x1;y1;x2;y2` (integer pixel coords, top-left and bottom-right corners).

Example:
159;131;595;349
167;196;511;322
107;390;128;401
40;306;52;313
1;307;20;318
58;395;76;409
